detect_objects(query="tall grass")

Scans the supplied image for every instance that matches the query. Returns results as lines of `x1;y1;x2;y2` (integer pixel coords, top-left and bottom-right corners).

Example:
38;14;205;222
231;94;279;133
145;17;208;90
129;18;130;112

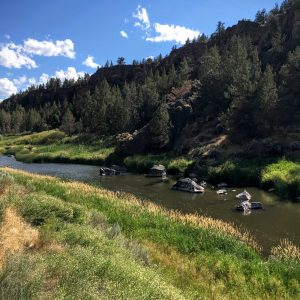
0;168;299;299
124;154;194;174
261;160;300;199
0;130;115;165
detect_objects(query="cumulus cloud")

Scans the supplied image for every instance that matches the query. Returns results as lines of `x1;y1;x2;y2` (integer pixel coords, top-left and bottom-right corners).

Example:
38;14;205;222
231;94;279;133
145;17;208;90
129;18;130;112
82;55;99;68
0;43;37;69
0;77;18;99
0;38;76;70
146;23;200;44
39;73;50;84
23;38;75;58
133;5;150;30
12;75;28;87
120;30;128;38
54;67;84;82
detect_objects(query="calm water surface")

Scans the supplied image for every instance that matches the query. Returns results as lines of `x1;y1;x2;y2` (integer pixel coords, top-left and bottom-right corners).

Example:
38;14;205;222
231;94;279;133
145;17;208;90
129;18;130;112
1;155;299;254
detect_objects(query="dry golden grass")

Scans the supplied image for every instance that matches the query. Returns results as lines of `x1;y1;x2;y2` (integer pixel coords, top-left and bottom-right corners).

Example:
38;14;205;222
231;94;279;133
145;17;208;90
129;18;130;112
3;167;259;251
0;207;39;267
271;239;300;261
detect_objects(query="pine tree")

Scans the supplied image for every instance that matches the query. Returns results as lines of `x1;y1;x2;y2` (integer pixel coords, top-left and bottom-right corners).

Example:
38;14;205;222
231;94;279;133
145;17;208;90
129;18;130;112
149;104;170;149
278;47;300;123
60;108;76;135
255;65;278;134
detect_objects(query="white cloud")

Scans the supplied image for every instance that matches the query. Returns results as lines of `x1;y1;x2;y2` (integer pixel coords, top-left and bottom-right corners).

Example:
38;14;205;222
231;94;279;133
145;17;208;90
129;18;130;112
13;75;28;87
133;5;150;30
4;34;10;39
0;43;37;69
0;77;18;99
82;55;99;68
39;73;50;84
120;30;128;38
146;23;200;44
54;67;84;82
23;38;75;58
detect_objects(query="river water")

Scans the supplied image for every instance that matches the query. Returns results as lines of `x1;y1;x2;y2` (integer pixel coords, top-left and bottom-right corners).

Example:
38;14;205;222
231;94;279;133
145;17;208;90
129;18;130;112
1;155;299;254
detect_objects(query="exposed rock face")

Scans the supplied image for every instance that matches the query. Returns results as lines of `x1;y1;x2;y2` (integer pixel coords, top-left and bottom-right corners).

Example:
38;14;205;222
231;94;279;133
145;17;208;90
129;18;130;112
116;98;193;156
116;125;150;156
168;98;193;138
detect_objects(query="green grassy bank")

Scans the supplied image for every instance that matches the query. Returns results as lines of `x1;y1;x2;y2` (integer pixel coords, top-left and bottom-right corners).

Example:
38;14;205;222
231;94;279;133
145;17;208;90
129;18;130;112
0;130;114;165
0;168;299;299
0;130;193;175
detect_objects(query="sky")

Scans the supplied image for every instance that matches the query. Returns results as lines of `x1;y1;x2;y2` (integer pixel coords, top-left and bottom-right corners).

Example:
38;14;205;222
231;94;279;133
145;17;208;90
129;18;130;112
0;0;282;100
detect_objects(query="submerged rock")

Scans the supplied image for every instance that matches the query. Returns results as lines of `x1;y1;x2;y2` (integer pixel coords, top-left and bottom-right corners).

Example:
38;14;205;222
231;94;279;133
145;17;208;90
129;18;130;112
99;167;120;176
235;200;263;212
217;182;228;188
217;189;227;195
236;190;252;201
172;178;204;193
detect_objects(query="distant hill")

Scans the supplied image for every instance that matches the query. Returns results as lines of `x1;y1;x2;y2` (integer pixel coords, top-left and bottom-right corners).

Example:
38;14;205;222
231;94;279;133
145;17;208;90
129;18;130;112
0;0;300;159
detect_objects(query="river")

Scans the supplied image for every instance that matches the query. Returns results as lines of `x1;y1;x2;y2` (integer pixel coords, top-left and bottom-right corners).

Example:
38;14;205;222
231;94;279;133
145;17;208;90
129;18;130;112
1;155;299;254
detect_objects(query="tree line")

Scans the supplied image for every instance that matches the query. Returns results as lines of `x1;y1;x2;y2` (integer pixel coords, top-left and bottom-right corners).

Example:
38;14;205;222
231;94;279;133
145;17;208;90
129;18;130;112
0;0;299;144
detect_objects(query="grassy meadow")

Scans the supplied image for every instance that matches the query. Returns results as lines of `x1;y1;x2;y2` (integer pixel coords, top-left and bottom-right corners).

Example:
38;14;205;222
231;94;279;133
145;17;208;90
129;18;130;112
0;168;299;299
0;130;115;165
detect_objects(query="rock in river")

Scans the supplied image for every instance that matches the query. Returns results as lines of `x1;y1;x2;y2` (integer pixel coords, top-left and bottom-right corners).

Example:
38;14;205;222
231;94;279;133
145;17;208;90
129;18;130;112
146;165;167;178
172;178;204;193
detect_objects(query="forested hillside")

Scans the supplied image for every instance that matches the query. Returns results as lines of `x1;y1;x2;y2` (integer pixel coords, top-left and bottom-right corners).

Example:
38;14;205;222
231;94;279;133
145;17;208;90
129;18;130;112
1;0;300;157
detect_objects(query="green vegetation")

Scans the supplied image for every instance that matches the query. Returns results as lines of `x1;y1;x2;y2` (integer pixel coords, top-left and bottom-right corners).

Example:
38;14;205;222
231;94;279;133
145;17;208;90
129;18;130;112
124;154;194;174
0;130;194;175
0;130;114;165
1;2;299;151
1;130;300;200
207;159;300;200
261;160;300;199
0;168;299;299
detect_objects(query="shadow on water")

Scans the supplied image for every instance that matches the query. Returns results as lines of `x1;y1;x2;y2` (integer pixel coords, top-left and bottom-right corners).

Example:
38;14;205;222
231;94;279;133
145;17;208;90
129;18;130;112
1;155;300;254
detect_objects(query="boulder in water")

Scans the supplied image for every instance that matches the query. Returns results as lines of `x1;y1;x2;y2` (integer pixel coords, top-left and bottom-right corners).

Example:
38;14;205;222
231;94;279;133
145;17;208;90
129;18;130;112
172;178;204;193
147;165;167;178
217;189;227;195
236;190;252;201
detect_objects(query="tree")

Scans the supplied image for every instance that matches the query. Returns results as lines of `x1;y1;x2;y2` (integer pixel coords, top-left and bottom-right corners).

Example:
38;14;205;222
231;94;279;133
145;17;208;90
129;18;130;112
255;65;278;133
255;9;267;25
224;37;260;138
179;58;191;82
117;57;125;65
60;108;75;135
149;104;170;149
278;47;300;123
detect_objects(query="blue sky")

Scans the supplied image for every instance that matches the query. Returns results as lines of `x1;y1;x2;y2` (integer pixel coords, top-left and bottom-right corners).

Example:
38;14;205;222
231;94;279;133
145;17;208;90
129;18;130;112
0;0;282;99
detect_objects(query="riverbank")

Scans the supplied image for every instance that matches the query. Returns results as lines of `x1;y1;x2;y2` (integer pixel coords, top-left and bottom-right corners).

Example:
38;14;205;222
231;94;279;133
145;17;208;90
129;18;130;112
1;130;300;200
0;167;299;299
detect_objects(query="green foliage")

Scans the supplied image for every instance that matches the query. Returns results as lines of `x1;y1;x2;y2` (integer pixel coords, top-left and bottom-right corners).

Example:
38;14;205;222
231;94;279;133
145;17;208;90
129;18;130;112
124;154;194;174
149;104;170;149
0;130;114;165
60;108;76;136
0;169;299;299
261;160;300;198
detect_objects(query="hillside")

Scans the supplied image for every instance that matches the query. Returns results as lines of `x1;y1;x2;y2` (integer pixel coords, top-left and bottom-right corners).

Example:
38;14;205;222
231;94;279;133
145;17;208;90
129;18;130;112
0;0;300;160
